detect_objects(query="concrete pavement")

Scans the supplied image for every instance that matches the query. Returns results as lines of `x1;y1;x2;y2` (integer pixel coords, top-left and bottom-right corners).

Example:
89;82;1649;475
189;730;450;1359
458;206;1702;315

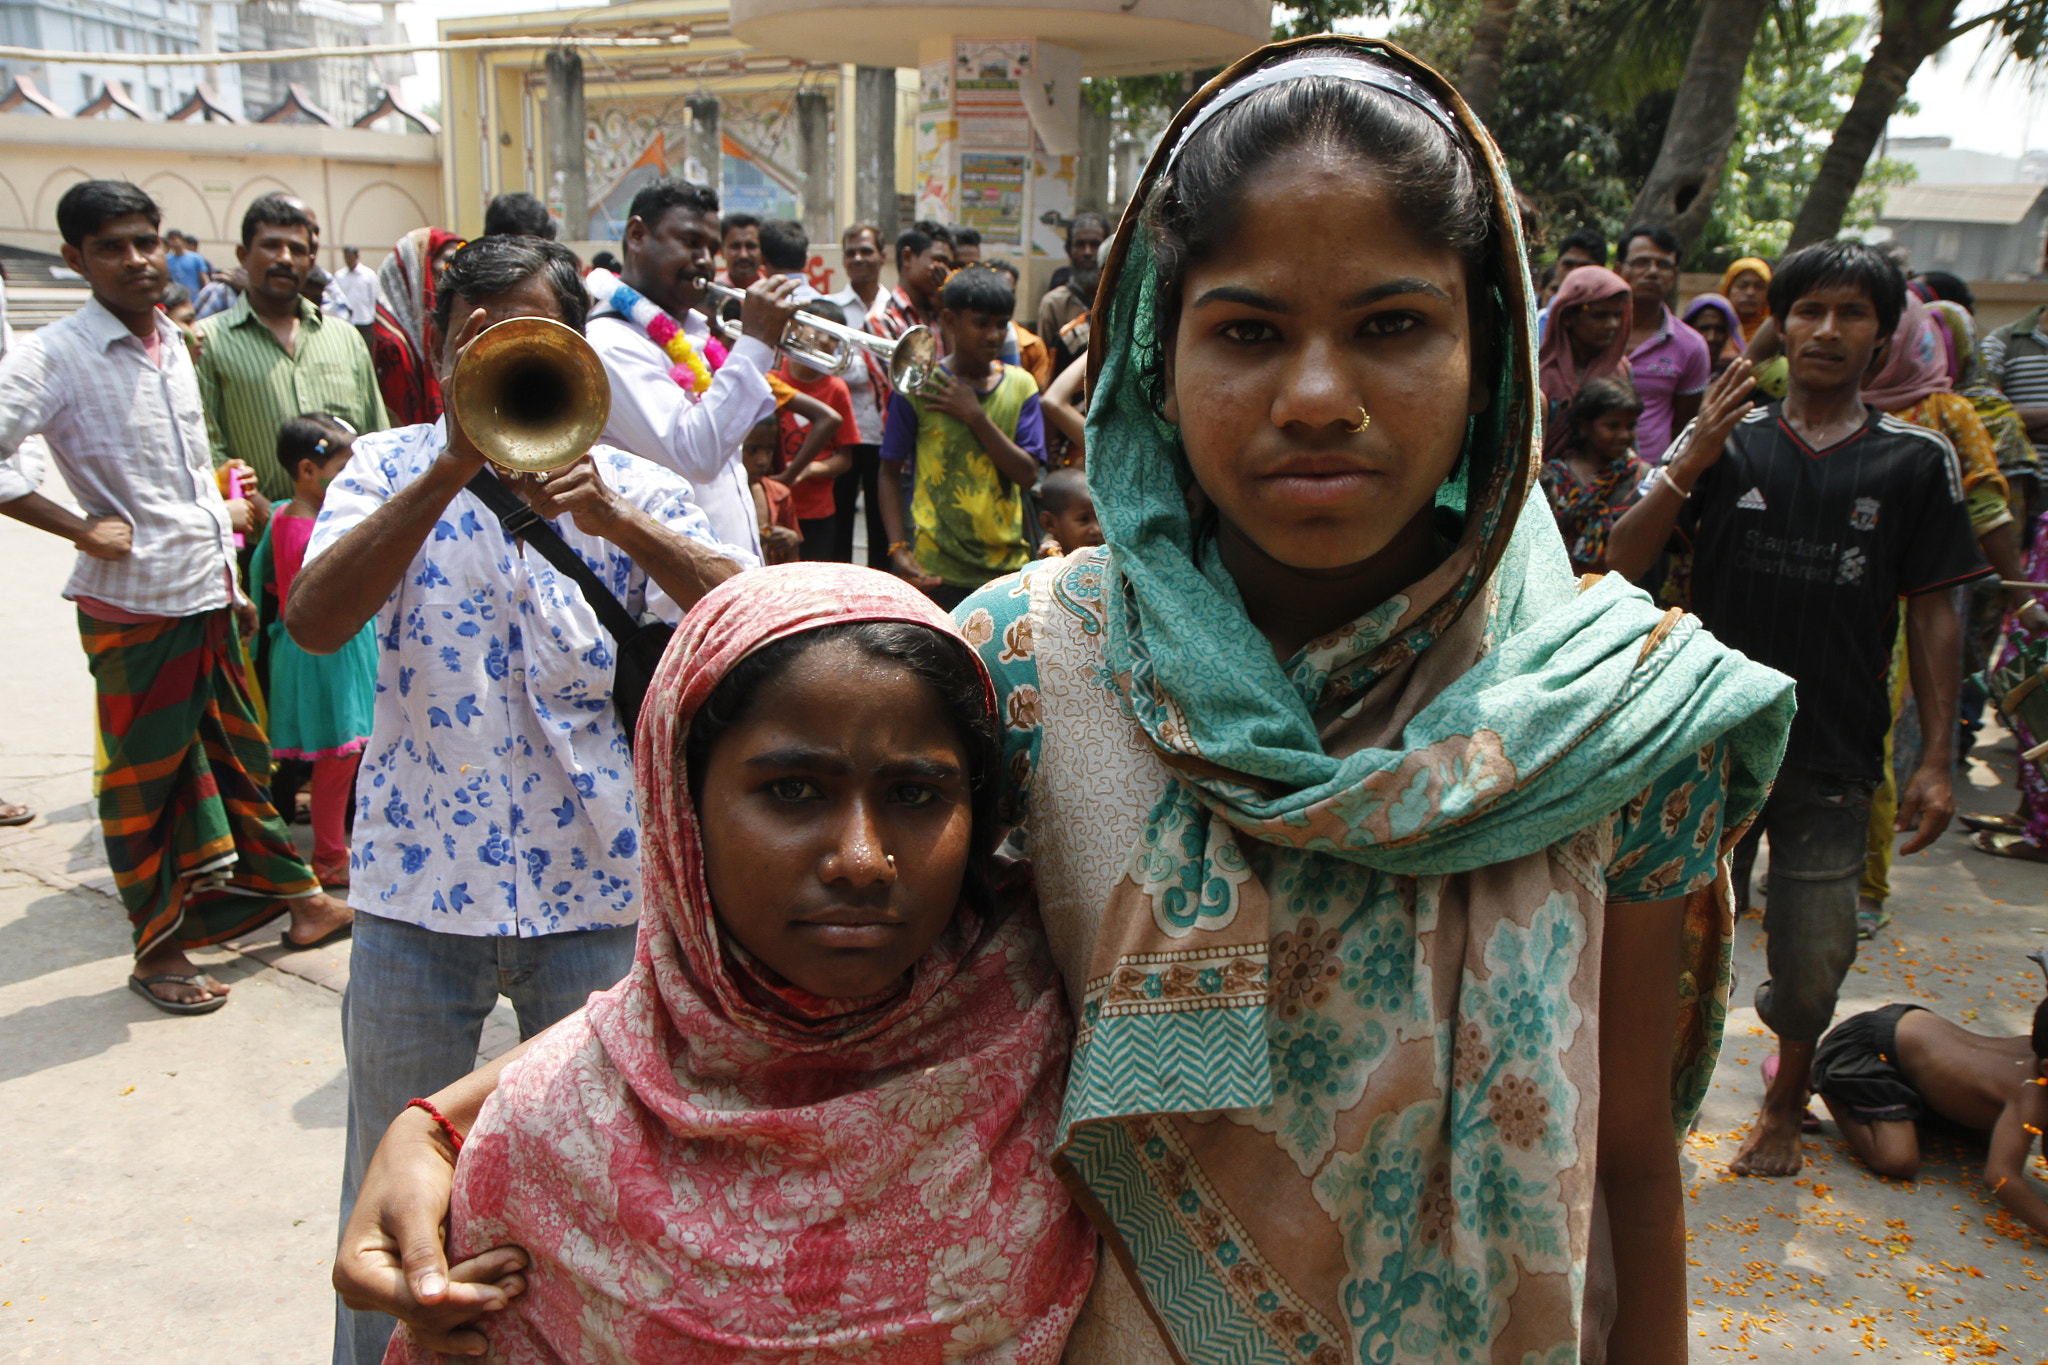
4;502;2048;1361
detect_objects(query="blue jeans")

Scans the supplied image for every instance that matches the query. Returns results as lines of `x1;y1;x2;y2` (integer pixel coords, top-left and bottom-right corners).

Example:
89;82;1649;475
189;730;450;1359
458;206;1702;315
332;911;637;1365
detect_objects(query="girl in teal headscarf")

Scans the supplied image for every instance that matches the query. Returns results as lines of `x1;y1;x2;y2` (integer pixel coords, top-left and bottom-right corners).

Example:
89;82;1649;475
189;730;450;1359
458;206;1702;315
956;36;1793;1364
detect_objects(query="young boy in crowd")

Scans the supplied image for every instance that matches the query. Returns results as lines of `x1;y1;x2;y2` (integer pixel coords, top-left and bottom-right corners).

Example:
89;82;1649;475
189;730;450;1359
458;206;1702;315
773;300;859;560
1034;466;1101;558
741;416;803;565
879;265;1046;610
1812;964;2048;1240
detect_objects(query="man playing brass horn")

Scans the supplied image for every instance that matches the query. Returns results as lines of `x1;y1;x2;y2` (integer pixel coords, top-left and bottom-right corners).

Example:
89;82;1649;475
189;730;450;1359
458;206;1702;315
284;235;750;1365
586;178;803;558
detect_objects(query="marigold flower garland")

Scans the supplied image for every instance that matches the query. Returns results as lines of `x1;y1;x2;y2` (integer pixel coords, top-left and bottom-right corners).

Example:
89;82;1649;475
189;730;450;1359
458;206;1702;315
584;269;712;395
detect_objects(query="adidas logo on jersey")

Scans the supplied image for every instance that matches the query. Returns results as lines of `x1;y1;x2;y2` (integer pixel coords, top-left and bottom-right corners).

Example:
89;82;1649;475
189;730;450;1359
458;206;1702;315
1736;487;1767;511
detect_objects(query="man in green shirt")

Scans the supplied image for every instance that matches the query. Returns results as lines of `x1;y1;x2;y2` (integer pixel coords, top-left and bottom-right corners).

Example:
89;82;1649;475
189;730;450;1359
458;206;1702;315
195;194;386;499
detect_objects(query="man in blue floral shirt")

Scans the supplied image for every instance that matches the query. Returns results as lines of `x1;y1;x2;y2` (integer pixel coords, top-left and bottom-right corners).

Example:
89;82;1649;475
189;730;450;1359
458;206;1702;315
287;236;751;1365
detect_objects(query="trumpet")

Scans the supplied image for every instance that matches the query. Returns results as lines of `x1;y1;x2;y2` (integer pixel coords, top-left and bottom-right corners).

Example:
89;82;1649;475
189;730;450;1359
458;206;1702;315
445;316;612;476
700;280;943;396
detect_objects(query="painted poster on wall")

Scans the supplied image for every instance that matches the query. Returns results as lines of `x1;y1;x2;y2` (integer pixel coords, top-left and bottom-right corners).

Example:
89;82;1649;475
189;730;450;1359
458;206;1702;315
953;39;1032;151
958;151;1027;247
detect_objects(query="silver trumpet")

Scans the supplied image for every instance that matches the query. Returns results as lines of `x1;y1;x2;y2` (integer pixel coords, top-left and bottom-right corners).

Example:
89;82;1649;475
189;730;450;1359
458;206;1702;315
700;279;942;395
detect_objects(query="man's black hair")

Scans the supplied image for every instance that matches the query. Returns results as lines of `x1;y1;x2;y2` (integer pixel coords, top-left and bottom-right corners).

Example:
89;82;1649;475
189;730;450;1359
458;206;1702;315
722;212;762;237
627;179;719;230
1916;270;1975;312
483;191;558;240
56;180;158;247
984;256;1019;284
431;236;591;345
759;218;809;272
241;192;315;248
842;220;882;249
1556;226;1607;266
1066;212;1109;246
952;225;982;248
590;250;622;273
1036;466;1091;514
159;282;192;309
1768;240;1906;340
1618;223;1681;263
939;263;1013;316
895;219;955;268
797;298;844;324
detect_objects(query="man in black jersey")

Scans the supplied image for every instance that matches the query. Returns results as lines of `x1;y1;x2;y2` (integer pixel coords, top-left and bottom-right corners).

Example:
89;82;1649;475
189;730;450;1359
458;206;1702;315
1610;241;1990;1178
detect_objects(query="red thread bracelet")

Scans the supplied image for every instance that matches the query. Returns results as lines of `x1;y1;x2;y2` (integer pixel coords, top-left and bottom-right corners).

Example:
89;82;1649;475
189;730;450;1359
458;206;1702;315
408;1097;465;1153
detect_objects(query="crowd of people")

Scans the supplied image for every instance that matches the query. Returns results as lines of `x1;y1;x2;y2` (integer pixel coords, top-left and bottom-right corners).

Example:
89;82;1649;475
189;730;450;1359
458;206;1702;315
3;33;2047;1365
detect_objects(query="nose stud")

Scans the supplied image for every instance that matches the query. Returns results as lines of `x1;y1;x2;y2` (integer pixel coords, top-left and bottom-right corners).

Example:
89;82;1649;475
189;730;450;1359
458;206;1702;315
1344;407;1372;434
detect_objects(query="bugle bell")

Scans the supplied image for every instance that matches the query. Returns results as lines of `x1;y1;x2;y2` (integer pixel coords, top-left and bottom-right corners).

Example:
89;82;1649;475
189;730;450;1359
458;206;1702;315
445;316;612;476
700;279;943;397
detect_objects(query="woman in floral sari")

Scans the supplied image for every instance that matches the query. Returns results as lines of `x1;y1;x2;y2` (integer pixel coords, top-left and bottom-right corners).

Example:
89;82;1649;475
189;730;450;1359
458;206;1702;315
336;38;1795;1365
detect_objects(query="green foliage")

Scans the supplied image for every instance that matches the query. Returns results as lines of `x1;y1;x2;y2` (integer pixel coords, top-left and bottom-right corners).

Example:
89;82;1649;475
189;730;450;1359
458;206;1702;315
1272;0;1395;39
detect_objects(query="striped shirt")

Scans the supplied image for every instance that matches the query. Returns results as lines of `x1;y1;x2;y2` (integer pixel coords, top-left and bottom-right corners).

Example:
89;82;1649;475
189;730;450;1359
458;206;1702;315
0;296;239;617
1981;315;2048;461
194;292;387;500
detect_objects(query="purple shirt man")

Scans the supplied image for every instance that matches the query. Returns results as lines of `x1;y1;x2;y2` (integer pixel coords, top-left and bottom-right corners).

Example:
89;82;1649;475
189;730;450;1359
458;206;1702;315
1627;306;1713;463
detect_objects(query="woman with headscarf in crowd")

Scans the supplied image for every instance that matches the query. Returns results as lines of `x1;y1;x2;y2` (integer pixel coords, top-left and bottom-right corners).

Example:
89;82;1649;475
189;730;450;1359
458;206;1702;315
1683;293;1743;377
337;38;1797;1363
1537;262;1633;448
1926;299;2037;503
371;227;463;427
1720;256;1772;346
1854;292;2037;933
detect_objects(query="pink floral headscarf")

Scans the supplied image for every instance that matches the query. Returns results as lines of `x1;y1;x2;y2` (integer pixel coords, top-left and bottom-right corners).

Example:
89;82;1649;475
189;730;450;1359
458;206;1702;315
389;564;1095;1364
1862;292;1951;413
1538;264;1633;406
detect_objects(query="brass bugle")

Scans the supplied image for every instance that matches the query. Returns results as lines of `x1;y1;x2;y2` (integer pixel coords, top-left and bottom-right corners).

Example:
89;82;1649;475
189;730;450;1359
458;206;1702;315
700;280;943;396
445;316;612;475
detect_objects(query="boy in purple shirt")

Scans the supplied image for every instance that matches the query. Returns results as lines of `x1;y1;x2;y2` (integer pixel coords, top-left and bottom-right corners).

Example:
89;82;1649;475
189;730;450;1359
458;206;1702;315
1618;224;1712;462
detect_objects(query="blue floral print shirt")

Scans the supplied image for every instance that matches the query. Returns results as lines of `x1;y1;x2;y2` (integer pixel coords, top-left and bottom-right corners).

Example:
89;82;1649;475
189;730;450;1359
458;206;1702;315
306;419;752;937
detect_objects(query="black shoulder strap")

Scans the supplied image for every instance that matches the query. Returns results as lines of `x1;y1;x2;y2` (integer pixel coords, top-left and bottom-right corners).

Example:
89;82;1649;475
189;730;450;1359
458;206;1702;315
463;470;640;642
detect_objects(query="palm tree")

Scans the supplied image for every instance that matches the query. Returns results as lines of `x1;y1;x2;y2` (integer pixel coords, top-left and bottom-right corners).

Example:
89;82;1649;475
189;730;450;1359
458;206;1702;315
1457;0;1521;123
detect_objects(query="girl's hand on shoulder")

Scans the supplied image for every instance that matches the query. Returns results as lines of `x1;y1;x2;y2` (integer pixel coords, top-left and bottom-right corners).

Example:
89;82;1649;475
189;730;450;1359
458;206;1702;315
333;1106;528;1352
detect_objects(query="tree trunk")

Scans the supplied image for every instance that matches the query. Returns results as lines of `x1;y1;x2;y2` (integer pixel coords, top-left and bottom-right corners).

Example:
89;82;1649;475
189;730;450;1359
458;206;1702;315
1457;0;1520;126
1624;0;1772;254
1786;0;1958;250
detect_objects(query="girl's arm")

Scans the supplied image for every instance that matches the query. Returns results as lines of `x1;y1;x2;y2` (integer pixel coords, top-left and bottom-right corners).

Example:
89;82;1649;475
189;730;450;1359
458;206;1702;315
331;1041;534;1353
778;390;843;483
1041;355;1089;458
1595;896;1688;1364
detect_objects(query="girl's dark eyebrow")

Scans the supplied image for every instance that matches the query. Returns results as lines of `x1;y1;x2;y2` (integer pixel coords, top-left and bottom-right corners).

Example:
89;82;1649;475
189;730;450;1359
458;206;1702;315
1192;278;1451;313
742;748;962;780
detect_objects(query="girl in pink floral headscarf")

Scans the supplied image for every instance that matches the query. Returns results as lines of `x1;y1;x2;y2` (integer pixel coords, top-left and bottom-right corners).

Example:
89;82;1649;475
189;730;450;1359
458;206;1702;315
385;564;1094;1364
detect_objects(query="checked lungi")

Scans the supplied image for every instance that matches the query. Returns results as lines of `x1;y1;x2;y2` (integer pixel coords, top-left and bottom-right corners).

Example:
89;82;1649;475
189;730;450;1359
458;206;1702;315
79;607;319;956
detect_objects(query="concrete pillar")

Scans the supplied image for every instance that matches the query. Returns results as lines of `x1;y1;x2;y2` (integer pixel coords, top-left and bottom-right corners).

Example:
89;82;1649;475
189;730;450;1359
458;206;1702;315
196;5;220;91
1076;92;1111;216
1112;132;1144;218
687;96;722;198
795;88;832;245
545;48;587;239
854;66;897;242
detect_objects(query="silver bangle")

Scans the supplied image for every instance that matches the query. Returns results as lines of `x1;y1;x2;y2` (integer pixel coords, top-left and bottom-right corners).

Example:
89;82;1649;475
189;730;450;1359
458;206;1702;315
1656;466;1689;499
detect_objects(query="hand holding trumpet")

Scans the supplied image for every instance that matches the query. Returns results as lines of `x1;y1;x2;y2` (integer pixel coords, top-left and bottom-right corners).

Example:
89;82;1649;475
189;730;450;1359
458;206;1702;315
734;274;804;349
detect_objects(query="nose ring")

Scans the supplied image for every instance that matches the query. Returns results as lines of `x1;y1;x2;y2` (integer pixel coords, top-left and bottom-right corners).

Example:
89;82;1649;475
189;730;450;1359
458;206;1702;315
885;854;896;871
1344;407;1372;434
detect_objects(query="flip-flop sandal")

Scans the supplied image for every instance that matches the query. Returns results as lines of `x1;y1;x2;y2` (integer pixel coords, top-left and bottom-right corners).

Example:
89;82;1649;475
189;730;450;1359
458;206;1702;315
280;921;353;951
1960;812;2024;835
128;971;228;1016
1972;830;2048;862
0;801;33;827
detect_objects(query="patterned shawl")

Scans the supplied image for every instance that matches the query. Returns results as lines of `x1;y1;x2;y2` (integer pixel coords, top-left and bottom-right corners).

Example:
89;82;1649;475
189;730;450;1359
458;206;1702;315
1539;447;1650;575
398;565;1095;1364
1718;257;1772;343
1061;37;1795;1365
1930;299;2035;478
1863;293;1951;413
371;227;461;426
1537;264;1633;407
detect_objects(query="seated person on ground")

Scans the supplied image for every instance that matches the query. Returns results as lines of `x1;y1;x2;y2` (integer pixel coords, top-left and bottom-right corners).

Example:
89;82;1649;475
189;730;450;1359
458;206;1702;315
1812;966;2048;1240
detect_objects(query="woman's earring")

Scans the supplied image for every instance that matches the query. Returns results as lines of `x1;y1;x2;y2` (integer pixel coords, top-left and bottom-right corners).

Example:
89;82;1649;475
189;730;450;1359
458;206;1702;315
1344;407;1372;433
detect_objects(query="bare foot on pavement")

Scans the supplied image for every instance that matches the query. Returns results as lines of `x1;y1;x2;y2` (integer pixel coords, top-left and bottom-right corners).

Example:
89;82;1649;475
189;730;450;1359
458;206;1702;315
1729;1105;1806;1176
284;891;354;947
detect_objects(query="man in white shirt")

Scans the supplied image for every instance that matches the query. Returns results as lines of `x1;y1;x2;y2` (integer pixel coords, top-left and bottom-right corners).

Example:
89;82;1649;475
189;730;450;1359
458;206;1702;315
0;180;352;1015
327;244;381;343
288;236;748;1365
587;179;801;557
824;221;889;565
